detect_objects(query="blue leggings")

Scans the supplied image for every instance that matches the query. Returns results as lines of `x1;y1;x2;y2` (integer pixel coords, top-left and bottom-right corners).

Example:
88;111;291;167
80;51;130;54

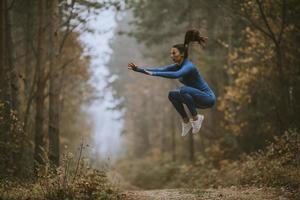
168;86;216;119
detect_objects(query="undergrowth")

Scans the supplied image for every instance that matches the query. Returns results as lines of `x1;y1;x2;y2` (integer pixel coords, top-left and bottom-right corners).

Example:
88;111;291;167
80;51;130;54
115;130;300;194
0;143;121;200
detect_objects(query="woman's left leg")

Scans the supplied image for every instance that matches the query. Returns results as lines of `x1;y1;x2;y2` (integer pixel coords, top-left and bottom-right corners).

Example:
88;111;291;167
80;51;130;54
168;90;189;122
179;86;215;133
179;86;216;117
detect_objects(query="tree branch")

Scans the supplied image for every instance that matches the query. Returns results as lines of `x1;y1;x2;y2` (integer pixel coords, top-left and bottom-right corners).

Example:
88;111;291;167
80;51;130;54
243;8;273;39
30;39;38;60
255;0;278;43
278;0;287;44
7;0;15;10
43;58;76;85
219;1;274;39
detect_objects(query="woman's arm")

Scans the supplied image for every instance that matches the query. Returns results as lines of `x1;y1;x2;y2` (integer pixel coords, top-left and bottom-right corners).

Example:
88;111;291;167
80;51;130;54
128;62;178;75
132;67;150;75
144;63;178;72
128;62;151;75
150;64;193;79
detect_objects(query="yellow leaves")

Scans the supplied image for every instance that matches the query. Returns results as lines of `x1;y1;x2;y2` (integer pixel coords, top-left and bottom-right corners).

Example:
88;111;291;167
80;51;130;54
247;1;253;6
225;86;242;102
228;124;242;136
217;96;226;111
180;164;193;174
67;152;74;159
229;51;238;61
218;64;256;135
225;66;236;76
210;144;223;158
285;24;295;32
251;67;258;75
214;19;278;136
219;159;230;170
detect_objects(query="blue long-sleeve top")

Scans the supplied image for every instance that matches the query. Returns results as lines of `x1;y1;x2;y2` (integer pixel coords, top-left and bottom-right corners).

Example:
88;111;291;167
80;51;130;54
134;59;215;96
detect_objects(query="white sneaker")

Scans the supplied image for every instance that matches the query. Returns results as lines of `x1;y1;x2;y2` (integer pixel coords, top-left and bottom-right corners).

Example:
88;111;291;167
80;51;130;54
181;121;192;137
191;114;204;134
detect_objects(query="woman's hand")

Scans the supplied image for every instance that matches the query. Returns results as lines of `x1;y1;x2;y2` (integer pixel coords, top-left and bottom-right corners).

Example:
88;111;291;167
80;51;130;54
128;62;138;71
144;70;153;76
128;62;153;75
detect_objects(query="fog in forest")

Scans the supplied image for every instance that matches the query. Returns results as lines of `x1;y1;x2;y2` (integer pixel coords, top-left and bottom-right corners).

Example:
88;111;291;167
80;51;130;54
79;8;124;161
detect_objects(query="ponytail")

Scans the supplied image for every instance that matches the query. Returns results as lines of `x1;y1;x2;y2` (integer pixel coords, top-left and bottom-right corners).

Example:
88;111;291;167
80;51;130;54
183;29;207;59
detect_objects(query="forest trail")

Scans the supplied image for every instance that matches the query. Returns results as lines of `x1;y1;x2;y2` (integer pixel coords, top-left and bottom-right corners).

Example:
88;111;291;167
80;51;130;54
120;187;293;200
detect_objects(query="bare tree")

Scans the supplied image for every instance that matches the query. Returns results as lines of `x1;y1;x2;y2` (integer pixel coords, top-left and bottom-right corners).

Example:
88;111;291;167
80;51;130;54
34;0;47;173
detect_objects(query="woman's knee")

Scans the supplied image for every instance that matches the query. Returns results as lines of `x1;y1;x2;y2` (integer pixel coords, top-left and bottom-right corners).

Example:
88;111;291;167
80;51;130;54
179;87;189;95
210;95;216;107
194;94;216;109
168;90;180;101
204;95;216;108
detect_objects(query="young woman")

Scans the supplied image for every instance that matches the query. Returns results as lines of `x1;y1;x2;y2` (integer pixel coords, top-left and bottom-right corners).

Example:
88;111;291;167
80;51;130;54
128;29;216;137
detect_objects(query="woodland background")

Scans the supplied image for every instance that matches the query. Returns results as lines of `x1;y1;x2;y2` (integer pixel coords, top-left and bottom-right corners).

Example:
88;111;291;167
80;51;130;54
0;0;300;199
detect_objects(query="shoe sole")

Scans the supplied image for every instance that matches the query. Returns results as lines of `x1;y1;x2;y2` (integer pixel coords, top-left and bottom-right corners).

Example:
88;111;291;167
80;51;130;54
181;126;192;137
192;115;204;134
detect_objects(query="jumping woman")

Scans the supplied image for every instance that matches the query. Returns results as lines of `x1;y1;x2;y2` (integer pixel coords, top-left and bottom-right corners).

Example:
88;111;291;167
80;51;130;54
128;29;216;137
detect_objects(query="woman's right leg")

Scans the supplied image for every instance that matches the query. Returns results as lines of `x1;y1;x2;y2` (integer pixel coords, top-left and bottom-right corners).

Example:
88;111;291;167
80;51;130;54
179;86;215;112
168;90;189;123
179;86;212;133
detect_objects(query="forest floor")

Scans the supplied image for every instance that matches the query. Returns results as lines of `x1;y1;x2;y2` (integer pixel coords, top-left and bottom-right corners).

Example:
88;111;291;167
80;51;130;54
107;171;297;199
119;187;295;200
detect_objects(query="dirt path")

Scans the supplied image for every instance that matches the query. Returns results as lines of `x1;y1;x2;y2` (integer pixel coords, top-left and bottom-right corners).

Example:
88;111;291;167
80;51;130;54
121;189;197;200
120;187;294;200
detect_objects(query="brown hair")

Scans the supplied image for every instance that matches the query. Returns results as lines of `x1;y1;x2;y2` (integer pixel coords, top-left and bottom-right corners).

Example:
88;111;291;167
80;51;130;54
173;29;207;59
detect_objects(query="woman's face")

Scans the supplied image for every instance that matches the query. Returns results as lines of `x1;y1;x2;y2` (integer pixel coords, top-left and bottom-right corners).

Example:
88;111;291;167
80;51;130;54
170;47;184;64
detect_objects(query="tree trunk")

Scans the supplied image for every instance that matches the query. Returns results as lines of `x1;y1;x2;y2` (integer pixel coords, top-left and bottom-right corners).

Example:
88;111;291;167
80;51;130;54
171;112;176;162
0;0;12;137
0;0;10;106
5;0;19;114
23;0;34;134
0;0;10;143
187;0;195;163
48;0;60;167
34;0;47;174
0;0;5;93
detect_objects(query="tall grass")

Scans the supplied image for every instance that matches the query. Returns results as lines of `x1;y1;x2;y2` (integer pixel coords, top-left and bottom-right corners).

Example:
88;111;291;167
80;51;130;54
0;143;120;200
